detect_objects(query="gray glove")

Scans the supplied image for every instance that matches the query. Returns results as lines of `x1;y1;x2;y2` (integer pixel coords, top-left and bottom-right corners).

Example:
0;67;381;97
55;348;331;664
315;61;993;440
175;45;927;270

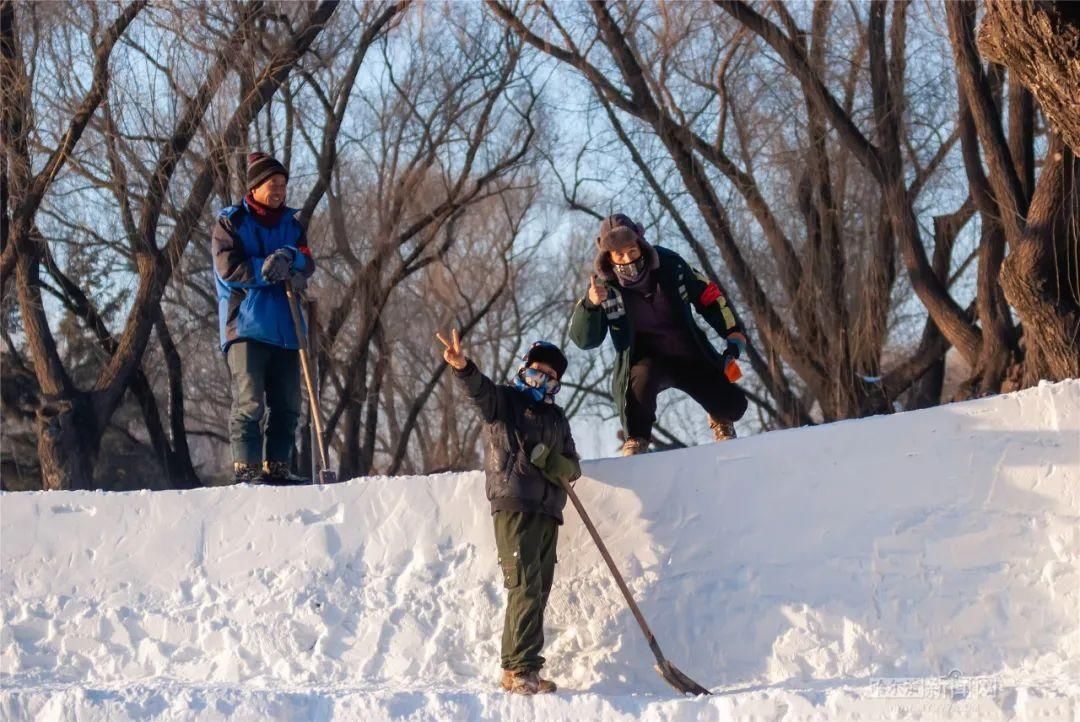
288;271;308;292
261;248;295;283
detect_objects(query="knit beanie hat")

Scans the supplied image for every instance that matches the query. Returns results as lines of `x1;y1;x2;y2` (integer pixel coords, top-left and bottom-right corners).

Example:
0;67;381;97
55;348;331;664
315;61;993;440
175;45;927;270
522;341;568;380
596;213;643;254
247;152;288;192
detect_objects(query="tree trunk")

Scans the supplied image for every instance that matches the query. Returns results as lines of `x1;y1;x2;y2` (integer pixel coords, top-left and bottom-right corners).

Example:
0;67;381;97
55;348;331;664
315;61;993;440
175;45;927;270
979;0;1080;155
1000;135;1080;382
155;312;200;488
906;344;946;409
36;393;97;490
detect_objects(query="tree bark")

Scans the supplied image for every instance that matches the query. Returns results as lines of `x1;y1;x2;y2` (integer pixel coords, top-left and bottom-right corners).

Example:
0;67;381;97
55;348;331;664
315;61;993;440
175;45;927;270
979;0;1080;155
1000;135;1080;382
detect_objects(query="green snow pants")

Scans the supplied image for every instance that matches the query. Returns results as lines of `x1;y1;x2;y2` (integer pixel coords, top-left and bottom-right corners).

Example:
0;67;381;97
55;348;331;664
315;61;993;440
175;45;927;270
493;510;559;672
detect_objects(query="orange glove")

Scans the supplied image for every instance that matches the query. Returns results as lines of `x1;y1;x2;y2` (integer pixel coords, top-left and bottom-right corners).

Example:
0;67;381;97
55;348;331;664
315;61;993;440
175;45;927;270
725;358;742;382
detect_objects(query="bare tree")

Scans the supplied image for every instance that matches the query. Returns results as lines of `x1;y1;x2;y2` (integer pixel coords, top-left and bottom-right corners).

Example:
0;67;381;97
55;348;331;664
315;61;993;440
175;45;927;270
488;0;978;425
960;1;1080;383
2;1;339;488
6;0;1071;489
297;5;541;479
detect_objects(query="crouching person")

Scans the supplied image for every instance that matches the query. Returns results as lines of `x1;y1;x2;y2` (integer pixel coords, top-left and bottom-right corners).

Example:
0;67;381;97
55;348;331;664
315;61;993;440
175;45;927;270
570;213;749;455
437;329;581;695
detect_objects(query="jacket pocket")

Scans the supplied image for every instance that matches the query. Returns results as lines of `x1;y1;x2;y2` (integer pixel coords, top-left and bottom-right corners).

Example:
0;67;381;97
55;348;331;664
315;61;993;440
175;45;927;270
235;289;259;339
499;558;521;589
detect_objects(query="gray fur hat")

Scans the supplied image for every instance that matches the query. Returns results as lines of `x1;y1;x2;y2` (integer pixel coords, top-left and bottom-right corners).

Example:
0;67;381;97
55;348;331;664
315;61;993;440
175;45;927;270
596;213;644;253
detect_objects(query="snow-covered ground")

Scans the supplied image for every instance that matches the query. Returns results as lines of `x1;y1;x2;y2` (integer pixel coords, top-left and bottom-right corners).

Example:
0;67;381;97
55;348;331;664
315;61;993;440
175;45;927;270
2;381;1078;721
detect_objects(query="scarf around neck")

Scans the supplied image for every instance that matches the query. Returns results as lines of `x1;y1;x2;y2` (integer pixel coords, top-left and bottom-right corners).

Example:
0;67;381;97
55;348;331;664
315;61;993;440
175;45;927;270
244;193;287;228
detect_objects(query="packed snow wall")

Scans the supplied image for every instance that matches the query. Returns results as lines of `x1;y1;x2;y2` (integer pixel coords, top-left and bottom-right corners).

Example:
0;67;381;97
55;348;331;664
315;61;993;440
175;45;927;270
2;381;1077;720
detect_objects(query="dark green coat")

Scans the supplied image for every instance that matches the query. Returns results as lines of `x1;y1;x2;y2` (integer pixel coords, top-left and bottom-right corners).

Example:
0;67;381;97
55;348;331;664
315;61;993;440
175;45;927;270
568;246;744;435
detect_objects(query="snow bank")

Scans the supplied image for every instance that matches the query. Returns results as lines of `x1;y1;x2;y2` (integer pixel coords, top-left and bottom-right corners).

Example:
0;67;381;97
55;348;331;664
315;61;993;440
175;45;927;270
2;381;1078;720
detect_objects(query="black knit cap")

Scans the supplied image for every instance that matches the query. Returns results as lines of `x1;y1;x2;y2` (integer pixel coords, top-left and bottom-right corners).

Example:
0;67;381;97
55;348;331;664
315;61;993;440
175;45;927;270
523;341;568;379
246;152;288;192
596;213;643;253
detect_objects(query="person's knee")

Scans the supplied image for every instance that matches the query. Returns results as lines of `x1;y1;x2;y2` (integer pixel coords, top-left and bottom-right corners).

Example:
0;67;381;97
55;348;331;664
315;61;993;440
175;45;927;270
232;396;265;427
266;384;301;426
267;403;300;430
267;382;302;423
521;560;548;599
627;378;658;409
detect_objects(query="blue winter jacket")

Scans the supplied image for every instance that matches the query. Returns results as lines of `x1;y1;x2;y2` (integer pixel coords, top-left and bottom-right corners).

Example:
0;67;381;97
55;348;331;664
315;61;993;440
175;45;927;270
211;199;315;352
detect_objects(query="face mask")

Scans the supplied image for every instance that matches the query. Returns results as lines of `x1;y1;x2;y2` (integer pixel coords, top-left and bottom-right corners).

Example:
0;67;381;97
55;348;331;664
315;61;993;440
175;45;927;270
514;367;561;403
613;256;647;283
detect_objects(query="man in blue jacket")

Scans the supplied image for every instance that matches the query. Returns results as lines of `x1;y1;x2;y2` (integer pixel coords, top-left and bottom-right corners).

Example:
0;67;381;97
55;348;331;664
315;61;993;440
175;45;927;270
212;152;316;484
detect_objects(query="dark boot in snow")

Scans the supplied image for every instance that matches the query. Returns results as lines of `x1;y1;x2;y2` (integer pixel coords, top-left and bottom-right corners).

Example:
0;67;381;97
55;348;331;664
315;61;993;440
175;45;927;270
620;437;649;456
262;460;310;486
708;415;736;441
233;462;263;484
502;669;556;694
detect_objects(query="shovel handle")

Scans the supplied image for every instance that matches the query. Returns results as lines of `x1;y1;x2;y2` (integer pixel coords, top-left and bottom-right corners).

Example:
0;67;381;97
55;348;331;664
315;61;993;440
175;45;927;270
558;478;668;666
285;282;332;480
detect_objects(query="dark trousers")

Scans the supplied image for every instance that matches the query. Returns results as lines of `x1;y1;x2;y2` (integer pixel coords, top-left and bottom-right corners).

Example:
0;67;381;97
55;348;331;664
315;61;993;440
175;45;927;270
226;340;301;465
493;510;558;672
625;355;748;440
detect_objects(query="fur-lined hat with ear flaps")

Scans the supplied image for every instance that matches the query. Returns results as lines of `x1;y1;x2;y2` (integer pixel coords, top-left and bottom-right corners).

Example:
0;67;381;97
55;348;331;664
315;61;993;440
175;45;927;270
596;213;644;253
593;213;659;281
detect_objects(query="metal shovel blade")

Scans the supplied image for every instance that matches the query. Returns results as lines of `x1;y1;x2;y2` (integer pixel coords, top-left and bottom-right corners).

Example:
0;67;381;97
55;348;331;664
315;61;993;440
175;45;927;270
318;469;339;485
656;660;711;696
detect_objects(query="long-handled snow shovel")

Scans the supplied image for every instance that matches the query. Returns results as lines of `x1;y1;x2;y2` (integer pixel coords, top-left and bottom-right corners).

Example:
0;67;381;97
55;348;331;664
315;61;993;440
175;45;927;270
285;280;337;485
556;478;711;696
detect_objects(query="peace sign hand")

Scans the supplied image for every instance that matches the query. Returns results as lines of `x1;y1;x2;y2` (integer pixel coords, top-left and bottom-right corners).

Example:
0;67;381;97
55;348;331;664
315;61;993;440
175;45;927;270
587;274;608;306
436;328;468;370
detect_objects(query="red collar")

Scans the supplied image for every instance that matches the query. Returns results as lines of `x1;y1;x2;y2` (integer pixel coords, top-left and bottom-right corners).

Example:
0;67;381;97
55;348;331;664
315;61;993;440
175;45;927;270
244;193;287;227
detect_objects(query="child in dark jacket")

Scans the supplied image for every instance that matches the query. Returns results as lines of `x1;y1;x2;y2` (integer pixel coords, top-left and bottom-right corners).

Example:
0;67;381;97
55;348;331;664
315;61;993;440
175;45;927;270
436;329;581;695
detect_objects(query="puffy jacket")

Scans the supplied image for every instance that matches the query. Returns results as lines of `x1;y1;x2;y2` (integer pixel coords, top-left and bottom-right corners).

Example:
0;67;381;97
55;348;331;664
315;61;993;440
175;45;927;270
211;199;315;352
453;361;581;523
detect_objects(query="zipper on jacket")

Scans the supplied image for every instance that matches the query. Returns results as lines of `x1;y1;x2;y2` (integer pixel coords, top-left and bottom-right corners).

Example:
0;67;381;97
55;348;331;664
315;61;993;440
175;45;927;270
538;412;554;507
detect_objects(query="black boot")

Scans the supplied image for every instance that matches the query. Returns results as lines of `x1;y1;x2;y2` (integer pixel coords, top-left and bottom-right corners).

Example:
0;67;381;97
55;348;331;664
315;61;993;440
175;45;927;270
233;461;263;485
262;460;310;486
